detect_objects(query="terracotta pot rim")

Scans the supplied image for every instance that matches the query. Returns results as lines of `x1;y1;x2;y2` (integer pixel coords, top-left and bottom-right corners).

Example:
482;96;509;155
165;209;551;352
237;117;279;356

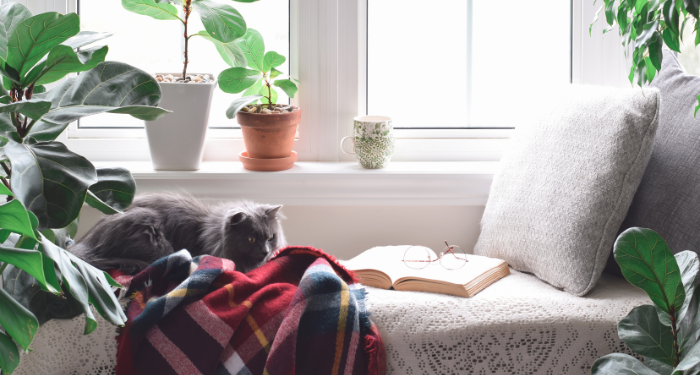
237;106;301;116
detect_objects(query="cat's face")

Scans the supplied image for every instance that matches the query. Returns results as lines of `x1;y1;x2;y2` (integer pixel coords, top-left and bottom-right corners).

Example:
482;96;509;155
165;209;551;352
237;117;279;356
221;205;286;272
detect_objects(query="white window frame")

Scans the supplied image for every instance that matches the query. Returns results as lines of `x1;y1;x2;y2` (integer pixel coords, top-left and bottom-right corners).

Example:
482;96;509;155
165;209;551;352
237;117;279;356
10;0;630;163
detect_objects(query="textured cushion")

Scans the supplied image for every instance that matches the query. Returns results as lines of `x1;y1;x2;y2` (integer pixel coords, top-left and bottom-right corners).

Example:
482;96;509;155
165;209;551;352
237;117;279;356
609;49;700;274
369;270;649;375
473;85;659;296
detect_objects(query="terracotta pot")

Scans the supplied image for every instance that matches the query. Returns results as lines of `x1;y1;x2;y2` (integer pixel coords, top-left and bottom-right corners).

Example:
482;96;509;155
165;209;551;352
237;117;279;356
236;107;302;159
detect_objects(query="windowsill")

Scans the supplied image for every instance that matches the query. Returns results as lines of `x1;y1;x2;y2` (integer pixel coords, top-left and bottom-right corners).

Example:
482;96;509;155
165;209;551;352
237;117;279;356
94;161;498;206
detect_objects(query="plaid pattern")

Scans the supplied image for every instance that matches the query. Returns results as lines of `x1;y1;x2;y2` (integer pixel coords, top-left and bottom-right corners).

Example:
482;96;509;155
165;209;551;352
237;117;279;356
114;247;385;375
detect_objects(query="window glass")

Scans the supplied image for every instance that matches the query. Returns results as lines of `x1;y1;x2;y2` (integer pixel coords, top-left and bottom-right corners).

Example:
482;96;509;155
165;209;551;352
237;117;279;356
78;0;289;129
367;0;570;128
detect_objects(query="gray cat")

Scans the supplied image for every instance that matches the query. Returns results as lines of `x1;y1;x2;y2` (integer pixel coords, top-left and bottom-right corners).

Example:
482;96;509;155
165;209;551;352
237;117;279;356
70;193;287;274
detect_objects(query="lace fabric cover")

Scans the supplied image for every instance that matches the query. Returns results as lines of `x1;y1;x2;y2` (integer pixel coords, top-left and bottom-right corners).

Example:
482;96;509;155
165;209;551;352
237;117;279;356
367;269;650;375
14;305;120;375
15;269;647;375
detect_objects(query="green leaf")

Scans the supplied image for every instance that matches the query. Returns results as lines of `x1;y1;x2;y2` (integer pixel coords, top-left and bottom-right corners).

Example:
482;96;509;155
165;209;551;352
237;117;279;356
65;251;125;327
23;45;109;86
7;12;79;78
675;251;699;325
196;30;246;68
121;0;181;21
218;67;261;94
192;0;246;44
643;357;671;375
225;95;263;119
0;286;38;350
0;330;19;374
273;79;298;99
675;336;700;372
0;245;56;294
270;67;282;80
39;61;170;123
695;95;700;116
662;28;681;52
0;3;32;47
25;120;68;143
649;37;663;71
0;200;37;240
618;305;674;365
0;99;51;120
2;265;82;326
242;77;263;98
645;56;657;82
591;353;659;375
677;286;700;356
86;167;136;213
605;0;615;25
258;85;278;105
618;4;630;31
61;31;113;50
663;0;679;35
38;235;96;334
5;141;98;230
636;20;659;48
687;0;700;19
262;51;285;73
235;28;265;72
614;227;684;315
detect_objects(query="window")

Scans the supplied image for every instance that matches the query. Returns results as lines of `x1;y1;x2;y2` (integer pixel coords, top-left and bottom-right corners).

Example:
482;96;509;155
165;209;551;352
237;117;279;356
77;0;290;129
18;0;613;162
367;0;571;129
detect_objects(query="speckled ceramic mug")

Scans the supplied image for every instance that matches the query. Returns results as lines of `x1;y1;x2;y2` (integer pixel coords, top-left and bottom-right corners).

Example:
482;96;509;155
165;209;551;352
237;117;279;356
341;116;395;169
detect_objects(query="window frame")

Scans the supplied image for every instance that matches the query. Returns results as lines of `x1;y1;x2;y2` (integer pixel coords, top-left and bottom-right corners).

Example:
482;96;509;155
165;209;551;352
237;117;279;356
10;0;629;163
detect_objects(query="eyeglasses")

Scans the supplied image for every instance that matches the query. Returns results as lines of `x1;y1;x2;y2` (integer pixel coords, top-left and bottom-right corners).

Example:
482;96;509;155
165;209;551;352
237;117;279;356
402;241;468;270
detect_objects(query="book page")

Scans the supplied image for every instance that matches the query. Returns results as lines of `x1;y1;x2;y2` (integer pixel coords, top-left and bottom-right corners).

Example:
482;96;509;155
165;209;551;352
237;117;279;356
394;254;505;286
343;245;436;284
344;245;505;287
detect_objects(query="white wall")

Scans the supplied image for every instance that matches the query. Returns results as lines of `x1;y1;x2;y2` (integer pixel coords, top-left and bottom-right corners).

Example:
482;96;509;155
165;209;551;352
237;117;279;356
76;204;485;260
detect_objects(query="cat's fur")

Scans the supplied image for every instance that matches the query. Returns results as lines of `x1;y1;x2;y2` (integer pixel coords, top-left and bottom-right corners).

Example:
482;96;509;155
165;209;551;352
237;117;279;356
70;193;287;274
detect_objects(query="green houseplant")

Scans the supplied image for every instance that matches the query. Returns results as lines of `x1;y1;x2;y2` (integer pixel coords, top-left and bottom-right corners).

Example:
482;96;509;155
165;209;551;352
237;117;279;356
218;29;300;170
592;227;700;374
121;0;257;171
0;3;168;373
591;0;700;113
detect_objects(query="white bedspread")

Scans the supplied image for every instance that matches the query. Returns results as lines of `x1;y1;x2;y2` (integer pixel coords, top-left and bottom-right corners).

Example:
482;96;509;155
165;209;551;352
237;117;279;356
367;268;650;375
14;269;649;375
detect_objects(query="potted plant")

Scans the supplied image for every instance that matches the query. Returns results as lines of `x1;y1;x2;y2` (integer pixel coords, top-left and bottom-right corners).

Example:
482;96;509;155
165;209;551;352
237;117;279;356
121;0;253;170
591;227;700;374
218;29;300;171
0;3;167;373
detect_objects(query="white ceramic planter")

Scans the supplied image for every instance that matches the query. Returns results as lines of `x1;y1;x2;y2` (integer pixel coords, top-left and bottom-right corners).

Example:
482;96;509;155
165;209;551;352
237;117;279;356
145;73;216;171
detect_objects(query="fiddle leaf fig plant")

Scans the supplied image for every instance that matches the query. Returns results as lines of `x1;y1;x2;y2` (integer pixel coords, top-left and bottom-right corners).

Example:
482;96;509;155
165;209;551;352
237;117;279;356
122;0;254;79
0;3;169;374
591;0;700;114
592;227;700;374
218;28;299;118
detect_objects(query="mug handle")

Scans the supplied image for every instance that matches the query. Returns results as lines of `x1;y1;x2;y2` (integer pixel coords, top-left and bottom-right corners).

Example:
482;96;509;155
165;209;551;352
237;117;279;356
340;136;356;155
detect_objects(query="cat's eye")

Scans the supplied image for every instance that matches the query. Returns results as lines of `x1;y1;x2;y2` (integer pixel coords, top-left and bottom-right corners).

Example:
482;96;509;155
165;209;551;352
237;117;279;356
248;236;256;244
268;234;275;242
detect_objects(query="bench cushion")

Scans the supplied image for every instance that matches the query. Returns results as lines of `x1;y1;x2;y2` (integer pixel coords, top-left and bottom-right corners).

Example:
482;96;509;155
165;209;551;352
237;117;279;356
368;270;649;375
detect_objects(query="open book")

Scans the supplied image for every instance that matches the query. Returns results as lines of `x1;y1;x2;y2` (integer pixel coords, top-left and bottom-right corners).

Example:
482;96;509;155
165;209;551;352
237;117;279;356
343;245;509;298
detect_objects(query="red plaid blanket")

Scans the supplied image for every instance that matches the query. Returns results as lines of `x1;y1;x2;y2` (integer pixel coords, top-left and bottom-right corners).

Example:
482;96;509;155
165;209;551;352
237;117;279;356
112;247;385;375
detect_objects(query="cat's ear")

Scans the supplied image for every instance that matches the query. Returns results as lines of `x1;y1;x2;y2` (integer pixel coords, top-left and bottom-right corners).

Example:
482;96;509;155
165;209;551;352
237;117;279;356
228;211;247;226
266;206;282;218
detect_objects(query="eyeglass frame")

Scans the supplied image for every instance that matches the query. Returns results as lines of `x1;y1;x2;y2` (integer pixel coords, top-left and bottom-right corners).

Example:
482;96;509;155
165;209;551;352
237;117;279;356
401;241;469;270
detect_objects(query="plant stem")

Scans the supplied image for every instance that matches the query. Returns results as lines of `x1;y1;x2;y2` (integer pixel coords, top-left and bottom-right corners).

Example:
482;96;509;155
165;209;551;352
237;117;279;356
266;79;272;108
182;0;193;79
671;309;680;366
0;262;7;276
1;162;11;178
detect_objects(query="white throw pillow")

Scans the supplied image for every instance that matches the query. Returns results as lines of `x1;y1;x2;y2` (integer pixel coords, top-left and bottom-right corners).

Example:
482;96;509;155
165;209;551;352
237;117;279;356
473;85;659;296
